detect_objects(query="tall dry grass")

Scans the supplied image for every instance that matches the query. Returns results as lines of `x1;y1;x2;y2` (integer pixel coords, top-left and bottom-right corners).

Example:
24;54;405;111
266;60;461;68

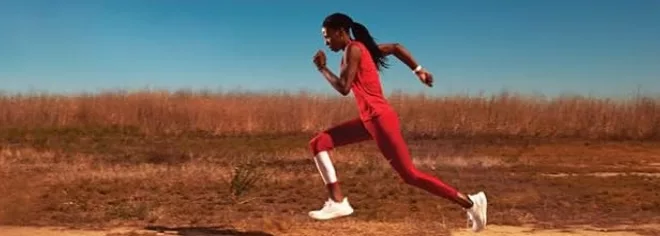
0;89;658;140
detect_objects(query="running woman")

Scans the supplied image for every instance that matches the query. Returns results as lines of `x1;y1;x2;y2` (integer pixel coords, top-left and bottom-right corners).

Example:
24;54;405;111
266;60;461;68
308;12;488;232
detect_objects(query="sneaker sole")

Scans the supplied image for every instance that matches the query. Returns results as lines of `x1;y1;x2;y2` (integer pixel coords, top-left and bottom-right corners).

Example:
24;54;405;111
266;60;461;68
468;192;487;232
479;192;487;227
309;209;354;220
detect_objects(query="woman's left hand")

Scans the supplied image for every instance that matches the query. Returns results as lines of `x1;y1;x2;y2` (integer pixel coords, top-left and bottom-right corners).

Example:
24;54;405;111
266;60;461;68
415;68;434;87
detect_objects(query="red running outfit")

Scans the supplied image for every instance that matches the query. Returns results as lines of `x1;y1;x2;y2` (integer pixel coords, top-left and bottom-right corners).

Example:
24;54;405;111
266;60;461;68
309;40;459;199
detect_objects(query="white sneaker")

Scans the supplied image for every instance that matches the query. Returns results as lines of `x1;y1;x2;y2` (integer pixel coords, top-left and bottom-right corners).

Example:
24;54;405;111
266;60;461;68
466;191;487;232
308;197;354;220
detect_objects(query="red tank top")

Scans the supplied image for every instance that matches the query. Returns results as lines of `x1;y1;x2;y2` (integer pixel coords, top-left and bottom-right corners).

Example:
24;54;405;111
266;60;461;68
341;41;394;121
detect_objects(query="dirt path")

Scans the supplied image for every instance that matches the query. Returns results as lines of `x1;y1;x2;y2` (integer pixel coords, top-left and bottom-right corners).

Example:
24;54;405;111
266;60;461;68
1;224;656;236
452;225;651;236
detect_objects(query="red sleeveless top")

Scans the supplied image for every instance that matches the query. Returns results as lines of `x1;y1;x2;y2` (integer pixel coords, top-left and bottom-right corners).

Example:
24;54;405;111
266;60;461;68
341;41;394;121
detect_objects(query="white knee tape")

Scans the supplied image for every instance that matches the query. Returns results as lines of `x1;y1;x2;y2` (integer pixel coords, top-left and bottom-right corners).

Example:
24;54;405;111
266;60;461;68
313;151;338;184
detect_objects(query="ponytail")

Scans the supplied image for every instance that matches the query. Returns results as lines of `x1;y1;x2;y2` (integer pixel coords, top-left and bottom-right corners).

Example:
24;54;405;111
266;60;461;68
322;13;389;71
350;22;389;71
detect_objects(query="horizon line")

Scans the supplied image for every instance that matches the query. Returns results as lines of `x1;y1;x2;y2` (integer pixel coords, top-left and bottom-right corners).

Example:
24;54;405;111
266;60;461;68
0;86;658;100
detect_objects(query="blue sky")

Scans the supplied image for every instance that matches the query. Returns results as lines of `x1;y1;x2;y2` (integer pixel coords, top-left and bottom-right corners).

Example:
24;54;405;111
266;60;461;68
1;0;659;97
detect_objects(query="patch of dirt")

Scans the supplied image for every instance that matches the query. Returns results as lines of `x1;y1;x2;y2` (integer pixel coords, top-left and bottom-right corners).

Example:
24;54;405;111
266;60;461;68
1;224;658;236
451;224;659;236
541;172;660;178
0;226;121;236
2;133;660;236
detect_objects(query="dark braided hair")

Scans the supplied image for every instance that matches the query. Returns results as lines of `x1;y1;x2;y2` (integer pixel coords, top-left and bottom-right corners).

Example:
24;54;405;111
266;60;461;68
322;13;389;71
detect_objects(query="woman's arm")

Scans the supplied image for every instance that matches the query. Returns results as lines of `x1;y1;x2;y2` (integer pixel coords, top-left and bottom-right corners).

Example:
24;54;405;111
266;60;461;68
379;43;434;87
316;44;361;96
379;43;423;72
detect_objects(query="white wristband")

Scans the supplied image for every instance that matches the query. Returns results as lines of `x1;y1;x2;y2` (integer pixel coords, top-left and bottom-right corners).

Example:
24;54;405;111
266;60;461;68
413;65;422;73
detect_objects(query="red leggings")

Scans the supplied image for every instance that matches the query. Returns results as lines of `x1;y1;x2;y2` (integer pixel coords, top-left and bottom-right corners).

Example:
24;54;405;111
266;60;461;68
309;110;459;200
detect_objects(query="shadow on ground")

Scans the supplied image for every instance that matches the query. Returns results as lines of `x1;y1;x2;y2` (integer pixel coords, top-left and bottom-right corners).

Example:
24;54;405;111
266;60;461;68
144;226;274;236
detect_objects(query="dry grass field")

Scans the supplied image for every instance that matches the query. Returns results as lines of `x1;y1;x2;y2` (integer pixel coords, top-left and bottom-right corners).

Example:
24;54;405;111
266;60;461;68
1;90;659;235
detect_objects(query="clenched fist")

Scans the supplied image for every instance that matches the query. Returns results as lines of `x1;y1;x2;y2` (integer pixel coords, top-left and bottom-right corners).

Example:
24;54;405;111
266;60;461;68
415;68;434;87
313;50;326;70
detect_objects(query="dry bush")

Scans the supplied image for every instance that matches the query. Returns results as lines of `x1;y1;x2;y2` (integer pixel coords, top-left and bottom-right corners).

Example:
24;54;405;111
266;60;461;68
0;89;658;140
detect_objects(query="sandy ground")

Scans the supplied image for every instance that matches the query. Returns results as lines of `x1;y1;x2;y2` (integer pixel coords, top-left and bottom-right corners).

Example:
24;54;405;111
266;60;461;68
1;224;657;236
451;225;657;236
3;136;660;236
